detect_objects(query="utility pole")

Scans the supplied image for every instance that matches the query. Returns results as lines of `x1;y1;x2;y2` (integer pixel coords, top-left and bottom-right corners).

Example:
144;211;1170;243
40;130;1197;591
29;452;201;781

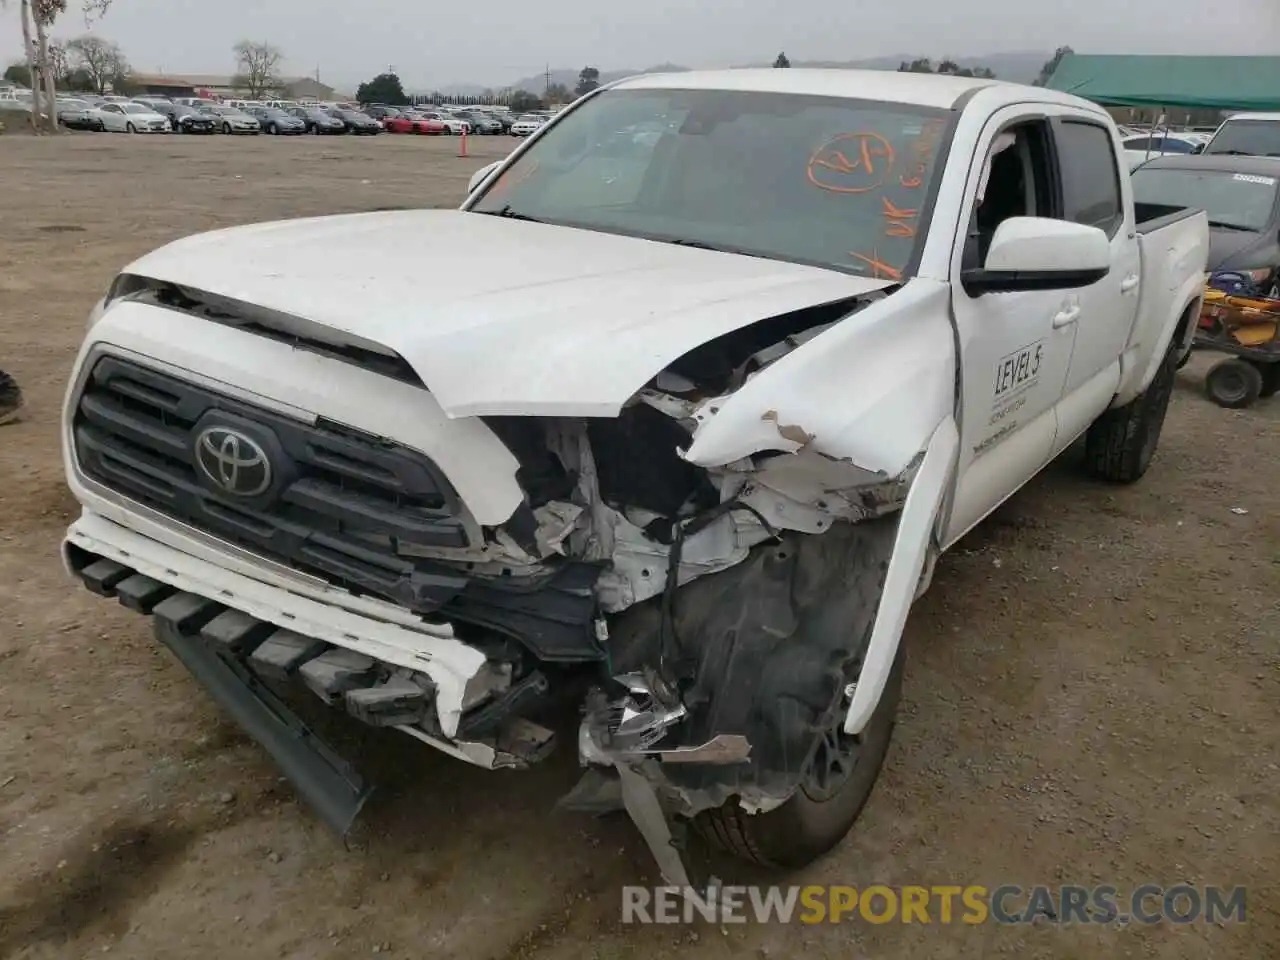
544;63;550;98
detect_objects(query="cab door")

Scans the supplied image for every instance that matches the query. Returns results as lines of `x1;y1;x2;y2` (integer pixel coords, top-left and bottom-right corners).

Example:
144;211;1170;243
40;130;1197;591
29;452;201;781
945;110;1078;545
1046;116;1141;452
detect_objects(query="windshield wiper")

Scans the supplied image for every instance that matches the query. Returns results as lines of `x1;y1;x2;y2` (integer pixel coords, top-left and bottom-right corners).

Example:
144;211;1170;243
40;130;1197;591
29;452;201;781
657;237;776;261
476;204;545;223
1207;219;1256;232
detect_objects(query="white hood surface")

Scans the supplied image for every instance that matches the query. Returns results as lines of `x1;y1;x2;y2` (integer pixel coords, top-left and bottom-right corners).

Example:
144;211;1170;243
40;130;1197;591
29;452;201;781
124;210;893;417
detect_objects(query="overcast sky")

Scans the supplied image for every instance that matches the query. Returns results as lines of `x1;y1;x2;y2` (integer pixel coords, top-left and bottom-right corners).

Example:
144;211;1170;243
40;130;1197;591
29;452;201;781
2;0;1276;92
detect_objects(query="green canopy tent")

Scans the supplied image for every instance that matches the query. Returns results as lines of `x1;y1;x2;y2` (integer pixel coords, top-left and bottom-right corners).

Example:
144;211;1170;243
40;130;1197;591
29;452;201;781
1045;54;1280;112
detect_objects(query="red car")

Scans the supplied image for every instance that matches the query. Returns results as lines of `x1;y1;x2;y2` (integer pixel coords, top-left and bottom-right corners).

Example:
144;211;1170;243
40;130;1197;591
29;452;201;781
383;111;445;135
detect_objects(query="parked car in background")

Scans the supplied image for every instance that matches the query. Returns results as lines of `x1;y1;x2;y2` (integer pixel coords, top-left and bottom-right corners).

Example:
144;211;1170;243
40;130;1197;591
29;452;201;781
56;98;100;130
245;106;306;135
383;110;443;134
362;105;401;122
457;110;501;134
1121;132;1202;170
92;102;170;134
1203;113;1280;158
508;115;545;137
327;108;382;135
204;104;262;135
289;106;347;134
401;110;447;134
1131;155;1280;298
146;99;217;135
422;111;470;135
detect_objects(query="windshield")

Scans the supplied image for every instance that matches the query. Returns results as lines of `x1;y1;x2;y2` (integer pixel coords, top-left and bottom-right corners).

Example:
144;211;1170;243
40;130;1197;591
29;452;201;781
1132;167;1279;231
1205;120;1280;158
469;88;950;279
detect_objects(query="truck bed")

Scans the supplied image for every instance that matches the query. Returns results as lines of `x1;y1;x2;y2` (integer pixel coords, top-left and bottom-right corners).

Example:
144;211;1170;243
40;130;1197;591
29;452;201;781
1134;201;1202;235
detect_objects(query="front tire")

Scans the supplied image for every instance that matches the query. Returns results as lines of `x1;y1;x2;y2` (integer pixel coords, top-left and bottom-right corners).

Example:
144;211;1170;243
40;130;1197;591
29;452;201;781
696;644;904;868
268;122;278;135
126;122;136;134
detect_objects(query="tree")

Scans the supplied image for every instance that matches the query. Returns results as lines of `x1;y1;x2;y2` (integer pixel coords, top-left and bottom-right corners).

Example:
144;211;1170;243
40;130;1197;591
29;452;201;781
355;72;406;105
67;35;126;94
3;62;32;86
545;82;569;104
233;40;282;98
898;57;933;73
5;0;113;131
1034;46;1074;87
574;66;599;97
773;52;790;68
508;88;543;113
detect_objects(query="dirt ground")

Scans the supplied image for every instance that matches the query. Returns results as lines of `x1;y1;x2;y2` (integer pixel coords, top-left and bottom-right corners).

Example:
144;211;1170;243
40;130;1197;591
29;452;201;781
0;132;1277;960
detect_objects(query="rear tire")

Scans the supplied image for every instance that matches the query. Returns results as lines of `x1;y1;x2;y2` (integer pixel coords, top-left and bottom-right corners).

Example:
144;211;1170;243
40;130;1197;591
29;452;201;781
1205;358;1264;409
696;645;904;869
1084;335;1180;483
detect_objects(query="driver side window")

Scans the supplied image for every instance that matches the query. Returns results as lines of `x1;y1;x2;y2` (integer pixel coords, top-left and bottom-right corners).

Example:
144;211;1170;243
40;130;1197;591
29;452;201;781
963;120;1056;269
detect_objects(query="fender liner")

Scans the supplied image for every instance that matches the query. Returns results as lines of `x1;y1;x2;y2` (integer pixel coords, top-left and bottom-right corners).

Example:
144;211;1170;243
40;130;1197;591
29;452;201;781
844;416;958;735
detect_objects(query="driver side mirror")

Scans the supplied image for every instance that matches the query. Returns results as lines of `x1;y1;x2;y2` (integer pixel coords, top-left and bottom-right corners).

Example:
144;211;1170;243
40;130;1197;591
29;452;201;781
1191;143;1205;154
466;161;503;196
962;217;1111;295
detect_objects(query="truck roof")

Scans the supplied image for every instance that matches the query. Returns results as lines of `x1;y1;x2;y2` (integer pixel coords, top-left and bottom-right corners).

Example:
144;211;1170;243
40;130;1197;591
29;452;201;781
612;68;1007;110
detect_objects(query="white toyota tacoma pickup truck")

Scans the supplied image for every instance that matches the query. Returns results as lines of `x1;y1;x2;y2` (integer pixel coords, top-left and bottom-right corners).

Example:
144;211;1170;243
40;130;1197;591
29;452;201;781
62;70;1209;885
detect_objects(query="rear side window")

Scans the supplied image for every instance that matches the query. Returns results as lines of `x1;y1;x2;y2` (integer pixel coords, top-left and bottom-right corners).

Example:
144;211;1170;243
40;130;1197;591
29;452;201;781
1056;121;1124;237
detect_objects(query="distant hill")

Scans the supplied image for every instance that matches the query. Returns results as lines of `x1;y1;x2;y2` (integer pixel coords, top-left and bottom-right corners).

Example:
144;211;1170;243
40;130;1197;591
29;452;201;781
434;51;1048;96
769;52;1051;84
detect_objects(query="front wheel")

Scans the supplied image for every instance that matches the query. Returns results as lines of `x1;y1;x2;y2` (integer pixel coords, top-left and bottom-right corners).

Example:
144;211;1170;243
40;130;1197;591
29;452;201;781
222;122;232;135
126;122;136;134
696;645;904;868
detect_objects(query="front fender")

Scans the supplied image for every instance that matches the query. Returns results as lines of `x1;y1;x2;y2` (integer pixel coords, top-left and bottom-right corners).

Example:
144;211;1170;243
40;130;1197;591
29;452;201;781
844;415;958;734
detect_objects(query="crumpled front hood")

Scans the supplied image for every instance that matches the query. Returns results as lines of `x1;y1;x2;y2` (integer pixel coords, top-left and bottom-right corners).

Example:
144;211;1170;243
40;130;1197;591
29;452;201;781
123;209;893;417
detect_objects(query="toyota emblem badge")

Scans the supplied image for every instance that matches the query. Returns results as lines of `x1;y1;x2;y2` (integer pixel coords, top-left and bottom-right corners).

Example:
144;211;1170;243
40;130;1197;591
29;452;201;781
194;426;272;497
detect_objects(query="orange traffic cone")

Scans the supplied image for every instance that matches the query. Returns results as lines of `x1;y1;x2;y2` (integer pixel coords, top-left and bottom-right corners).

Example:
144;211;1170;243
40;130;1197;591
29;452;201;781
457;129;469;158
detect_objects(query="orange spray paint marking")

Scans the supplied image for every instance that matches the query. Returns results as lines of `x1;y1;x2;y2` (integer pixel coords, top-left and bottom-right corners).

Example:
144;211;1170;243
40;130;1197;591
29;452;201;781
807;132;897;194
881;196;918;239
848;250;903;281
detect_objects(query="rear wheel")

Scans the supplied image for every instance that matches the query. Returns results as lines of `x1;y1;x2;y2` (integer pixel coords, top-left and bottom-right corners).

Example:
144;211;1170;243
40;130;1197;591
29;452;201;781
1206;358;1264;408
1085;335;1180;483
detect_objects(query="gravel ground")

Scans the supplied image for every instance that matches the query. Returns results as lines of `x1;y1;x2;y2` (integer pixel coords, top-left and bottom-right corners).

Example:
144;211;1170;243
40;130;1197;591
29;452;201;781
0;132;1277;960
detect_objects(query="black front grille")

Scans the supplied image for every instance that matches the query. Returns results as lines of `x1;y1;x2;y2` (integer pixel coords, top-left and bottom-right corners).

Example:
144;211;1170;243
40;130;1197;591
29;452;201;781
74;356;474;610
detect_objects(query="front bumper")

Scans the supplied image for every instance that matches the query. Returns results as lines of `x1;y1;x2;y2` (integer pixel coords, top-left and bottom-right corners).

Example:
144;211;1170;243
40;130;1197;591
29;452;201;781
64;509;488;739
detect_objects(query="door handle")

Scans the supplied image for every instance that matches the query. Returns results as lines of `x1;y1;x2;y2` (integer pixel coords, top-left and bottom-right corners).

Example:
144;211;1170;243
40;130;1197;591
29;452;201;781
1120;274;1140;293
1052;305;1081;328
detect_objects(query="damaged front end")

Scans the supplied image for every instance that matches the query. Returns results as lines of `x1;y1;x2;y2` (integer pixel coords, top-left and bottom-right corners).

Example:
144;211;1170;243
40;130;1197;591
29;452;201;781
444;286;949;879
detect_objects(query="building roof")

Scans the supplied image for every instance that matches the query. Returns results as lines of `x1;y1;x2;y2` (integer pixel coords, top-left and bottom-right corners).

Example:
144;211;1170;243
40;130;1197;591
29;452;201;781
612;68;1002;109
1046;55;1280;112
131;73;331;91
